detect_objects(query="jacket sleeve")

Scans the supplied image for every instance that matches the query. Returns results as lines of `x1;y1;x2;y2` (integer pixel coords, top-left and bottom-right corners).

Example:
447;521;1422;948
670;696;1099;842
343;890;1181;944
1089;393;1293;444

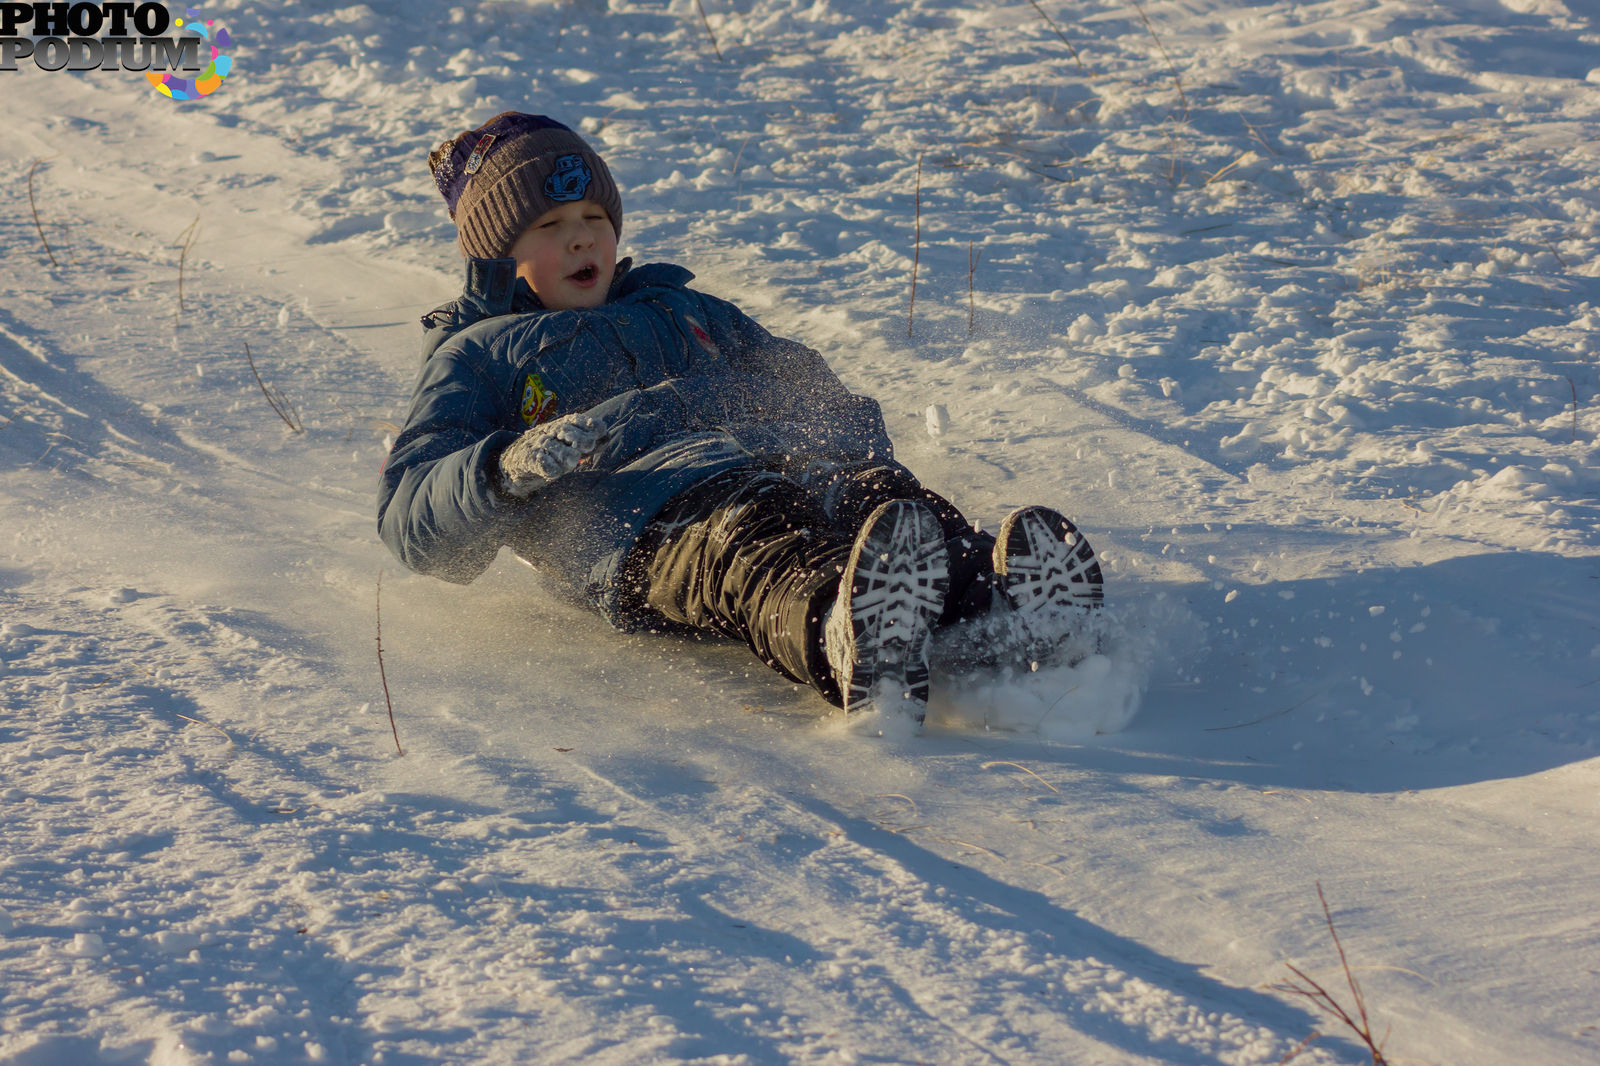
377;343;527;584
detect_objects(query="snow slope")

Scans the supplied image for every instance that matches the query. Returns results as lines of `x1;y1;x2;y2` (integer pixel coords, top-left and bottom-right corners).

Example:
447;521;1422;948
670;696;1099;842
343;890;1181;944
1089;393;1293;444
2;0;1599;1063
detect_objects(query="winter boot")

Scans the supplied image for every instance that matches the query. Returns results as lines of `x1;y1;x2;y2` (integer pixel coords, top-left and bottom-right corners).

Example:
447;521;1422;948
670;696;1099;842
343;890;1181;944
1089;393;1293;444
823;500;950;719
993;507;1104;651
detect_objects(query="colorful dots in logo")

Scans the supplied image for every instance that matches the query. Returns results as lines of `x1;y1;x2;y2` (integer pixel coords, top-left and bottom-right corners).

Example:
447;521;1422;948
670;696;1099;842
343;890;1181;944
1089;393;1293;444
147;8;233;101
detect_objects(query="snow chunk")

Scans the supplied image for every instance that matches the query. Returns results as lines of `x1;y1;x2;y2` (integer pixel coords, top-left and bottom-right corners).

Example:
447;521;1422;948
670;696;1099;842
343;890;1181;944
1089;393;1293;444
154;930;201;953
68;932;106;957
1067;313;1104;342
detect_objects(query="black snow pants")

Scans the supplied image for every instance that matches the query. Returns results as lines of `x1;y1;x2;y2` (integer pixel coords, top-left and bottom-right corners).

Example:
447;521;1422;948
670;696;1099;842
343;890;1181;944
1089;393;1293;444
621;463;996;706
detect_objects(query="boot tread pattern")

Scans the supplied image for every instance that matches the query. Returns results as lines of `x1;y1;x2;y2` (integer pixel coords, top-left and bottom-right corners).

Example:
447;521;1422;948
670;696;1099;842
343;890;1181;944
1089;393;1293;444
996;507;1104;618
834;501;949;715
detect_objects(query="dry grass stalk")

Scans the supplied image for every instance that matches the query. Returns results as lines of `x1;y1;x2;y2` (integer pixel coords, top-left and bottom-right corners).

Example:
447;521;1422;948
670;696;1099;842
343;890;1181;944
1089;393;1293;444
694;0;723;61
1270;883;1391;1065
908;149;925;338
1026;0;1087;72
980;760;1060;793
1025;165;1077;185
1132;0;1189;121
175;215;200;315
177;713;235;754
243;342;304;433
732;132;753;196
1204;151;1253;186
1206;689;1323;731
967;240;980;335
874;793;921;815
1241;113;1277;156
1569;376;1579;443
27;158;60;269
376;570;403;756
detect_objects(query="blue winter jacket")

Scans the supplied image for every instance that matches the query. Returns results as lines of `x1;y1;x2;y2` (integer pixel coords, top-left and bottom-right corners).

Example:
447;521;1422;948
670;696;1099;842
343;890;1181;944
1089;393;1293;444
377;257;901;623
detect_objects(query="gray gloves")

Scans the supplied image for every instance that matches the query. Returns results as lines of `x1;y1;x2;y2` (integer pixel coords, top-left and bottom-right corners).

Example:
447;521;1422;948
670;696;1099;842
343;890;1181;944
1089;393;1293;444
496;413;608;499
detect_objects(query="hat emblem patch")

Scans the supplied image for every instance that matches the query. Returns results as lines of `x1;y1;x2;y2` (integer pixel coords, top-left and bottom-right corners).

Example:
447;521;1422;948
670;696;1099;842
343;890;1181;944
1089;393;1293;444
544;154;592;202
464;134;497;175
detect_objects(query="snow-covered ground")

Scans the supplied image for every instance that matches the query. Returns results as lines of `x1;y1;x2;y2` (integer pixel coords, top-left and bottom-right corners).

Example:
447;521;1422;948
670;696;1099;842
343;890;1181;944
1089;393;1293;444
3;0;1599;1062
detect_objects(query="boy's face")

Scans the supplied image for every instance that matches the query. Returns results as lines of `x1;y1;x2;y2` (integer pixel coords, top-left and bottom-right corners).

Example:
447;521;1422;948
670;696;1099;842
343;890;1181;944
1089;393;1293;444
509;200;618;310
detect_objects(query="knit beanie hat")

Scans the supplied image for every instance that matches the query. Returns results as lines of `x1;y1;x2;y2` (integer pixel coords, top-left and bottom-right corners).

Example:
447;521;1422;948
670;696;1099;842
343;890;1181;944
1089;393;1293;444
428;112;623;260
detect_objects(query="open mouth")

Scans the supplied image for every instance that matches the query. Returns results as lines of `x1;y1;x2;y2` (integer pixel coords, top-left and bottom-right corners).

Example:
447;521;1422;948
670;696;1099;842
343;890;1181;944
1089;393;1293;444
568;264;598;284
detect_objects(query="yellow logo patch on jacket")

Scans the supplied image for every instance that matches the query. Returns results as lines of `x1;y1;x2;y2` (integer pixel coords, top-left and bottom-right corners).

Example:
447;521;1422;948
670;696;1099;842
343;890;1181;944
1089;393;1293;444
520;372;558;426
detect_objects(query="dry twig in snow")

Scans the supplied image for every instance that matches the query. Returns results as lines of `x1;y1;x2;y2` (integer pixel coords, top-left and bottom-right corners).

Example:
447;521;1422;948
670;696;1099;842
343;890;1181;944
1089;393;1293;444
175;216;201;315
243;342;304;433
1026;0;1087;72
981;760;1061;793
177;714;235;755
1205;151;1254;186
1270;883;1391;1065
27;158;60;269
1132;0;1189;121
377;570;403;756
694;0;723;60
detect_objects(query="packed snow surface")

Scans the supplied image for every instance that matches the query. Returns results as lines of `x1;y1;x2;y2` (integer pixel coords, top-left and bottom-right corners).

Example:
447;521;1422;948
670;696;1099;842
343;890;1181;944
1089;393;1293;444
3;0;1599;1063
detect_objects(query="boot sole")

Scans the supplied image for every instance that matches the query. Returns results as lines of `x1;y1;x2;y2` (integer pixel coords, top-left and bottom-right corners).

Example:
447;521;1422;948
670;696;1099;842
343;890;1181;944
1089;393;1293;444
994;507;1104;620
836;501;949;717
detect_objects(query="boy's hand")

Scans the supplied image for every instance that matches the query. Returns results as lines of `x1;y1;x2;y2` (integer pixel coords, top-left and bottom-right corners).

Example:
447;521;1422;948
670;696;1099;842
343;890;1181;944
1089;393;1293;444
497;413;608;498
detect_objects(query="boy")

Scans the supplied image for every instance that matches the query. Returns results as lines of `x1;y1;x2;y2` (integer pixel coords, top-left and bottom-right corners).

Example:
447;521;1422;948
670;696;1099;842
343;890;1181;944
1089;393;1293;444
378;113;1103;722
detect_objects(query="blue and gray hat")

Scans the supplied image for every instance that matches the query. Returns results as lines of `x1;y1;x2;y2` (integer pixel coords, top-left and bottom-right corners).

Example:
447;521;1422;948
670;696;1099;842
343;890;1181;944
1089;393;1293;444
428;112;623;259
